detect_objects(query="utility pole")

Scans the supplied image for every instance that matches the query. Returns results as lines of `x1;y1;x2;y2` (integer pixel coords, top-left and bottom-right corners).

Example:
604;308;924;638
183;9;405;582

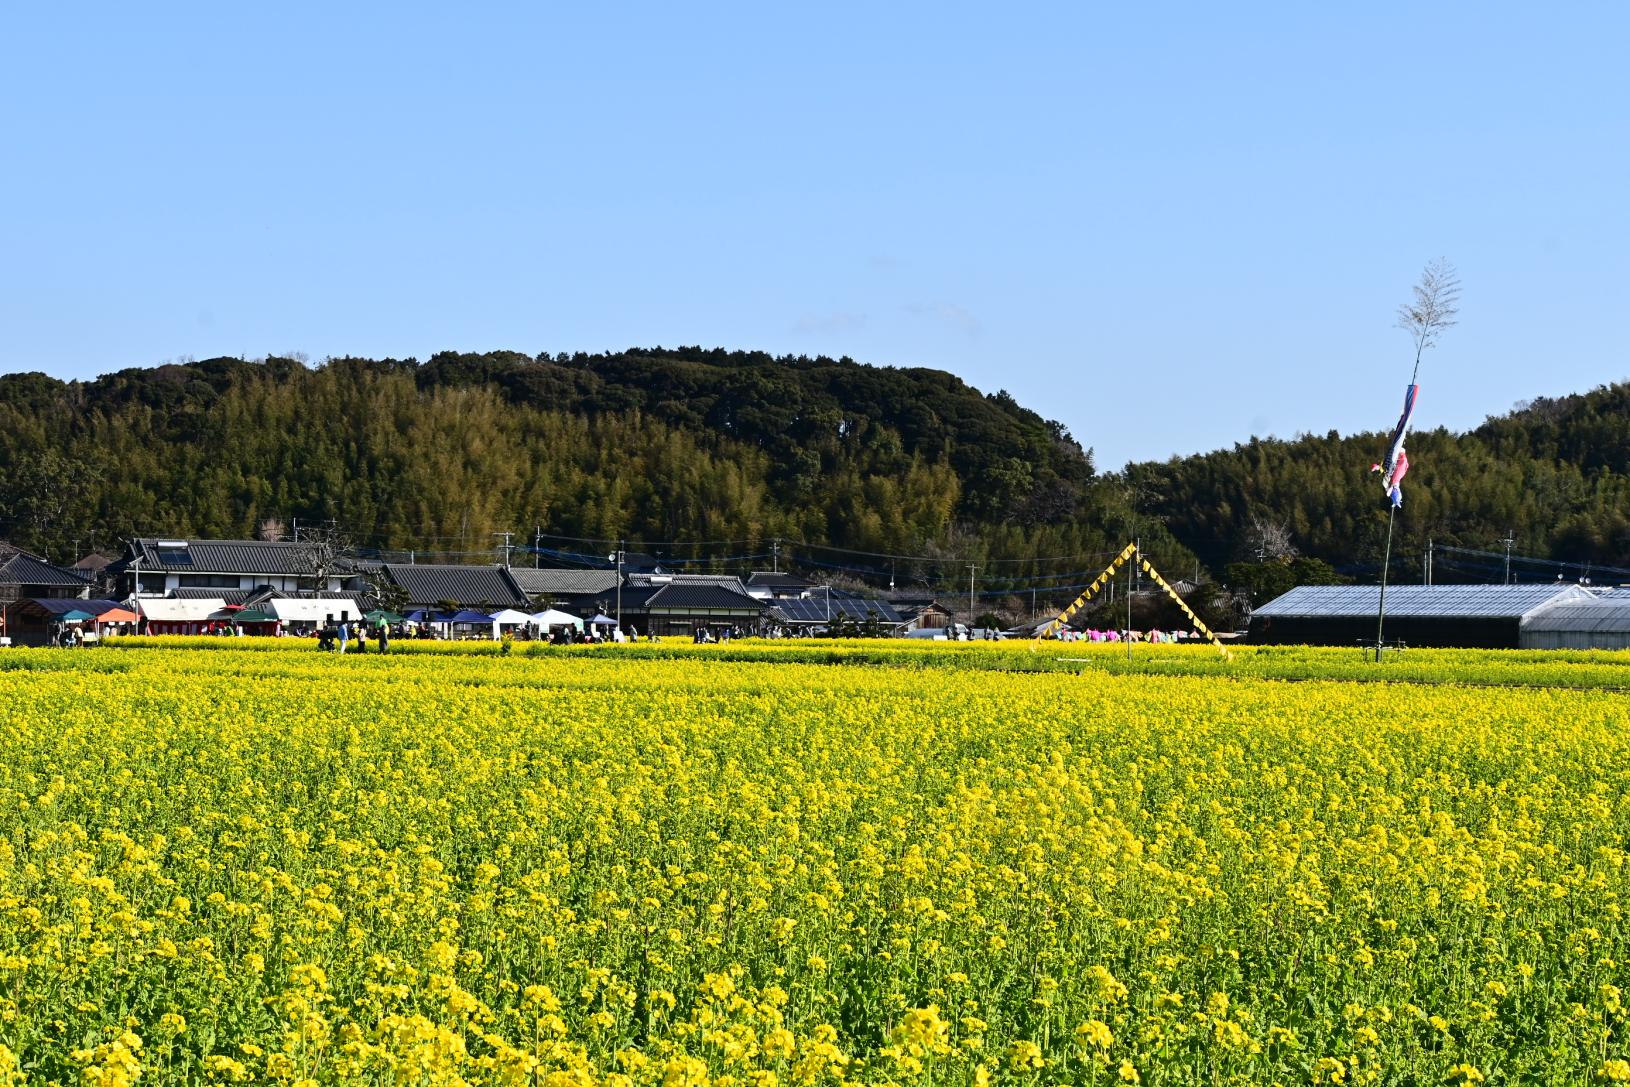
494;531;514;567
610;542;625;633
292;517;300;543
1126;540;1137;660
1426;538;1433;585
772;538;781;574
1503;531;1515;585
966;563;976;628
1375;508;1396;662
534;527;541;569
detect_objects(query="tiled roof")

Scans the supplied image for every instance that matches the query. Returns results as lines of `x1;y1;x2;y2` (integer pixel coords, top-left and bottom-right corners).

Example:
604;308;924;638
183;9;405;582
131;538;320;576
170;587;263;604
627;573;752;597
610;586;660;612
1253;584;1592;620
509;568;622;596
379;564;527;608
884;594;950;616
747;571;815;590
621;552;667;573
0;549;90;589
643;584;768;612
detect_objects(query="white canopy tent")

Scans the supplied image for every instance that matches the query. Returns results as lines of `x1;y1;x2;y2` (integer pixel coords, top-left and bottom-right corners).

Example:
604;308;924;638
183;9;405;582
487;608;533;630
265;599;363;627
529;608;585;631
135;597;228;635
137;598;225;623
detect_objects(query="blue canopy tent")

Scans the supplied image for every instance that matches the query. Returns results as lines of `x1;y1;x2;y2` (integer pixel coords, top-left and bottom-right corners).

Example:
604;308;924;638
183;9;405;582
437;608;498;640
438;609;496;624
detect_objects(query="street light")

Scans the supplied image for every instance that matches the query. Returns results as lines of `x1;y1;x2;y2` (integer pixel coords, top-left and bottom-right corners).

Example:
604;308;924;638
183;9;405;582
607;547;624;636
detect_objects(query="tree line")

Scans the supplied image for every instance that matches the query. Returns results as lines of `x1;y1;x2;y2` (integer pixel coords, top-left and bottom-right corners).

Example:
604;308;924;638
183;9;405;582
2;348;1625;608
0;350;1183;595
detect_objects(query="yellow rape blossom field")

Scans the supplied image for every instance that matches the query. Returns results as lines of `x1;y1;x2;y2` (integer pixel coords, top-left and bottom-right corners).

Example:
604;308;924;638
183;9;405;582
2;641;1629;1086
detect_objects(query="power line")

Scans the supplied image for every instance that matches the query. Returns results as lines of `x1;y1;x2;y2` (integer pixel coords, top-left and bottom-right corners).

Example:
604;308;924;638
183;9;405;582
1434;542;1630;578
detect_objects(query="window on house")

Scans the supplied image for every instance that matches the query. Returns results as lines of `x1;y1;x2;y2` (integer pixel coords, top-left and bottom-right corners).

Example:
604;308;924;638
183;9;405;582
178;574;242;588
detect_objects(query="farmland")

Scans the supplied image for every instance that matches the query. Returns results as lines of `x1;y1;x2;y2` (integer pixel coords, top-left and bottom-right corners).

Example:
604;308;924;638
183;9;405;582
2;642;1629;1085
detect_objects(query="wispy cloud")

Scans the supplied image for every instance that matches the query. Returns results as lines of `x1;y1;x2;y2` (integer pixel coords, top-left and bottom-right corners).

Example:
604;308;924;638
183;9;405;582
905;302;981;338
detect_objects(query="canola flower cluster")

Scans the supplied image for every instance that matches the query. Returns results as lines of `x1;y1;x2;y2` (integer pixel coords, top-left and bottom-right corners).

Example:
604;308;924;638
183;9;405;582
2;642;1629;1085
102;635;1630;691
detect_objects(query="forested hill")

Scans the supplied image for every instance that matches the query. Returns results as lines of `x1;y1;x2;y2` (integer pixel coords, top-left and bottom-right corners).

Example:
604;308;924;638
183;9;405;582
2;348;1626;589
0;349;1160;579
1127;381;1630;576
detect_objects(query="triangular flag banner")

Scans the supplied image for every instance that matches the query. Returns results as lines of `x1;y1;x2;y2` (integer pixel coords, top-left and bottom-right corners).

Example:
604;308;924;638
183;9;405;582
1032;544;1231;659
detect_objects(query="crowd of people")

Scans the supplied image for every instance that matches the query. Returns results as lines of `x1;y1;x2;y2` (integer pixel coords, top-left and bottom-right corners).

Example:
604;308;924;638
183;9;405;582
1046;627;1198;643
312;618;675;652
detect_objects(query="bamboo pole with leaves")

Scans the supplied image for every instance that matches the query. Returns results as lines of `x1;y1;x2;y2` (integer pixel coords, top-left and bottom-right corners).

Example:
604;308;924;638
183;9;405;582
1376;259;1460;661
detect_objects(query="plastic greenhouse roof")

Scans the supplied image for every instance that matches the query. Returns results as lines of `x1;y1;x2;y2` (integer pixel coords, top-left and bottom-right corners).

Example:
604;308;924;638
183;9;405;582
1521;602;1630;633
1252;584;1592;620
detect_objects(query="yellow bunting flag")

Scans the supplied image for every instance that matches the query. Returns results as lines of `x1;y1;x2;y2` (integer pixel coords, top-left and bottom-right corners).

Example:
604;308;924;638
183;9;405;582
1032;544;1231;659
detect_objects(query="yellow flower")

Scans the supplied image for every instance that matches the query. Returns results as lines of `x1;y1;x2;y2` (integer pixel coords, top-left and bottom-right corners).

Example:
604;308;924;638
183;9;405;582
1314;1056;1347;1084
1006;1039;1045;1071
890;1006;951;1056
1076;1019;1114;1050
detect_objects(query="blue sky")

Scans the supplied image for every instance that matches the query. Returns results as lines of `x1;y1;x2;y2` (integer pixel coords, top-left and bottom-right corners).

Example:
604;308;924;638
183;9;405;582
2;3;1625;468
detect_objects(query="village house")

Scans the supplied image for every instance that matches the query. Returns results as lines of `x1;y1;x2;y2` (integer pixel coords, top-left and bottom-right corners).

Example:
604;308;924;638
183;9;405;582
744;571;817;600
507;567;621;613
0;545;91;601
885;592;956;631
113;538;350;597
373;563;530;612
0;546;93;645
511;567;769;637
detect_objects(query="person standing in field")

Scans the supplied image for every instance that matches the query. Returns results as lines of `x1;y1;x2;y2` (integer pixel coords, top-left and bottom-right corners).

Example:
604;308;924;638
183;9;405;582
337;620;349;654
378;618;390;654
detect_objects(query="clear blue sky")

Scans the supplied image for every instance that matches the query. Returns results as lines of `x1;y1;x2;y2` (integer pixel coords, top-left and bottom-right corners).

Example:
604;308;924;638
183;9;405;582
2;3;1625;468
